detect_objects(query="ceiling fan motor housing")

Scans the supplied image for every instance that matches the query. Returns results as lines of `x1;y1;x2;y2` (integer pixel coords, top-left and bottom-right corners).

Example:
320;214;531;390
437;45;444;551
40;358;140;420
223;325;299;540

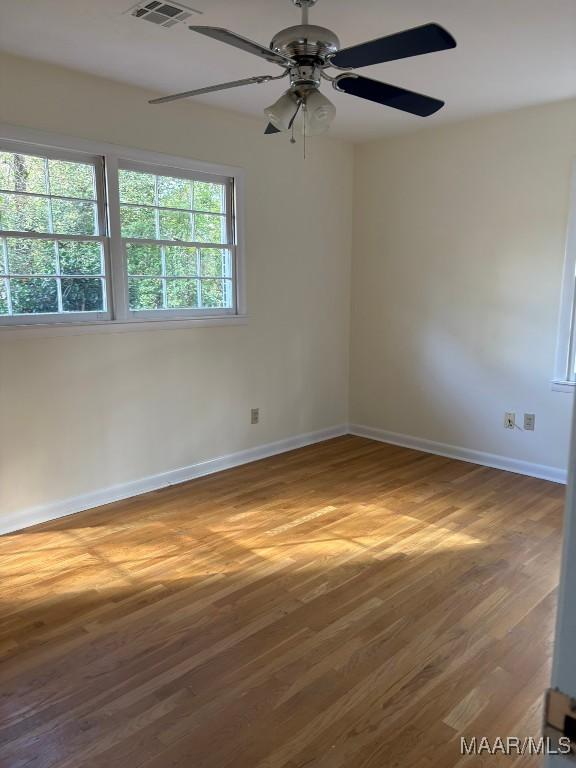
288;64;321;94
271;25;340;64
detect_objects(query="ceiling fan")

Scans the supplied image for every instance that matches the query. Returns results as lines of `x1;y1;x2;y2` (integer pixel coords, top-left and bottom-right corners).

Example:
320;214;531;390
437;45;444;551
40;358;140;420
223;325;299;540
149;0;457;137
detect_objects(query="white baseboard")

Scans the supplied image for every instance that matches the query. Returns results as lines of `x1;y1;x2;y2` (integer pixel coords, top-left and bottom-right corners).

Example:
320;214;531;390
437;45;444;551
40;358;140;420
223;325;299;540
349;424;567;485
2;422;566;536
0;425;347;536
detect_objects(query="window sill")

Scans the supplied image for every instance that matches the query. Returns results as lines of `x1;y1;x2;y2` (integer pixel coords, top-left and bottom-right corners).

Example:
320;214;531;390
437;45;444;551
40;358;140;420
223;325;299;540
0;314;248;338
551;380;576;393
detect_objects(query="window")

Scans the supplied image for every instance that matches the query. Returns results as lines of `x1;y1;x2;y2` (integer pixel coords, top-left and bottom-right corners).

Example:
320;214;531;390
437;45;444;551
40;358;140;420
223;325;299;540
118;163;234;315
554;164;576;390
0;132;243;328
0;147;109;321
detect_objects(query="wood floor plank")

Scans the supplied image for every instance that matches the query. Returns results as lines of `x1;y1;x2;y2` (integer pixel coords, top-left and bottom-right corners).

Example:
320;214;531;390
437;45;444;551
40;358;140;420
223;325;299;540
0;436;565;768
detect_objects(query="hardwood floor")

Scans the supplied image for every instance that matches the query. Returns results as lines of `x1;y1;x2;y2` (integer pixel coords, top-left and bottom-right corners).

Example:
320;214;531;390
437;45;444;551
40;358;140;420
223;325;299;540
0;436;565;768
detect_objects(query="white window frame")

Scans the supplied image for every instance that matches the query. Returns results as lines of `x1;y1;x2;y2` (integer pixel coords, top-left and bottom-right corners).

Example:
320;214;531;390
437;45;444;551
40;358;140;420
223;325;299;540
118;158;237;320
553;162;576;392
0;124;246;334
0;140;111;325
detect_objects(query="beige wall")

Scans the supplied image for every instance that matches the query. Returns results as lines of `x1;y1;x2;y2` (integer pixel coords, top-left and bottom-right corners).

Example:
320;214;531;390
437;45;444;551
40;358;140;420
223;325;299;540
350;100;576;470
1;51;574;524
0;54;353;518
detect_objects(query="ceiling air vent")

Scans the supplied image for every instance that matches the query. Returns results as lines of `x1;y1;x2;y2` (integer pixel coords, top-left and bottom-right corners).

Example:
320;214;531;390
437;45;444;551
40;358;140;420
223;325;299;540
125;1;202;28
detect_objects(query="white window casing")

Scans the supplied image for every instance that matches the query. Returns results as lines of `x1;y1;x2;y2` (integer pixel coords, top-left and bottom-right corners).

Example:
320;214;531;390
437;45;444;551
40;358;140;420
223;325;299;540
553;161;576;392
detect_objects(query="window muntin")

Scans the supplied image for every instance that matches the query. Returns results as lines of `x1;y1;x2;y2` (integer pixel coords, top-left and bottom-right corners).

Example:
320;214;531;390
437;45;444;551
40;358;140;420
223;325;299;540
0;148;108;319
118;165;235;313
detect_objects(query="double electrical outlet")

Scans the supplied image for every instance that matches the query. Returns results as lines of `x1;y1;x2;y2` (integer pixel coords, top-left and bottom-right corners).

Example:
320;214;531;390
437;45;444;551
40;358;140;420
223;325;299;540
504;412;535;431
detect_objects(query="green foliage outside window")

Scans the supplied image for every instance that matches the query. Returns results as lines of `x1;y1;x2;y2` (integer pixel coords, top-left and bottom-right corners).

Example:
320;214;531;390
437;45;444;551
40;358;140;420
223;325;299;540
119;169;232;311
0;151;105;316
0;151;236;318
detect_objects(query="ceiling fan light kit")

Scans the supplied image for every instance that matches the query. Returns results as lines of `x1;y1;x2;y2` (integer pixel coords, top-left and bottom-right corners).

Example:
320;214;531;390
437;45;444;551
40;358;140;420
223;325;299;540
149;0;457;145
265;91;300;132
301;89;336;135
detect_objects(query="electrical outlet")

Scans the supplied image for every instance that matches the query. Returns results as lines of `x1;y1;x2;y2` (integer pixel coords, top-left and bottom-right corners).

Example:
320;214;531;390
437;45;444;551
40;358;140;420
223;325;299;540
504;412;515;430
524;413;535;431
251;408;259;425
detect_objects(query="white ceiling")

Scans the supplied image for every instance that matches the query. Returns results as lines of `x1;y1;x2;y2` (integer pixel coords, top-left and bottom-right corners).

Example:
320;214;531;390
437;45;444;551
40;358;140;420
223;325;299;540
1;0;575;142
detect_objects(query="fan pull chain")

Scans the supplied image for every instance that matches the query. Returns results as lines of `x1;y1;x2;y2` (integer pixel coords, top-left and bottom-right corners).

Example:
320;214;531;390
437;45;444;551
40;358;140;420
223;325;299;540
289;98;302;145
303;103;307;160
287;99;309;160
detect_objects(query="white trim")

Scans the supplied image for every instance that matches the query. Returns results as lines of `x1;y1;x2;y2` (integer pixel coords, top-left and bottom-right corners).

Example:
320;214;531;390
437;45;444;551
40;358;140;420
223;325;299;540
127;305;235;321
0;313;248;338
232;172;246;317
349;424;567;484
0;310;110;327
551;380;576;393
0;124;243;180
0;425;347;535
554;161;576;384
549;313;576;728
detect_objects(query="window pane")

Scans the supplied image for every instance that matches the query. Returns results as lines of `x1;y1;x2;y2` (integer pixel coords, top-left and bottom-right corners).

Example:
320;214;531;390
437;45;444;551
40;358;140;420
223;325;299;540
165;246;198;277
59;241;103;275
6;238;56;275
0;193;50;232
0;155;10;192
0;152;47;194
159;209;192;241
11;277;58;314
120;206;156;239
117;165;235;317
0;149;107;321
194;213;225;244
158;176;191;210
51;199;97;236
194;181;225;213
167;279;198;309
61;278;104;311
200;278;226;308
119;170;155;205
129;277;163;310
200;248;231;278
126;243;162;275
48;160;95;200
0;280;7;314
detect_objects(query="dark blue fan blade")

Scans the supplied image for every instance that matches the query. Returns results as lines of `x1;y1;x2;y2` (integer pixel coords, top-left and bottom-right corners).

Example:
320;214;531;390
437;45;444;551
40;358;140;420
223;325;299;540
335;75;444;117
264;122;282;134
331;23;456;69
